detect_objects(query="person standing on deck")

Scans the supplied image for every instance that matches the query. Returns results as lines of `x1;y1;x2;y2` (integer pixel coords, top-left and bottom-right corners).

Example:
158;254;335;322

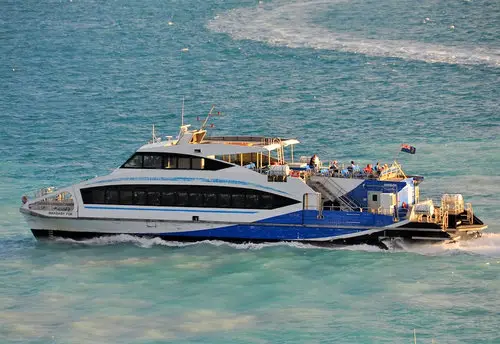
330;160;339;175
309;154;320;171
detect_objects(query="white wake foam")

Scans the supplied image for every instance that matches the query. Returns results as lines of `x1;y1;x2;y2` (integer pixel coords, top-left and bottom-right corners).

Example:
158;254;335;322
52;234;380;251
395;233;500;257
54;234;200;248
207;0;500;67
51;232;500;256
54;235;309;249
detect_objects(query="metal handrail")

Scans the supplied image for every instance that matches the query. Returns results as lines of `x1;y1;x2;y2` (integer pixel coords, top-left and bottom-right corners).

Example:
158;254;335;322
321;205;395;216
33;186;57;199
28;189;75;212
320;177;362;210
442;210;449;230
29;200;74;212
465;203;473;224
309;179;355;211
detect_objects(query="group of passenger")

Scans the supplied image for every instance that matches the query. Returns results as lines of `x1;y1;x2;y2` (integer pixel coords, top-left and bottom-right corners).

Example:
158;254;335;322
308;154;388;178
347;161;390;178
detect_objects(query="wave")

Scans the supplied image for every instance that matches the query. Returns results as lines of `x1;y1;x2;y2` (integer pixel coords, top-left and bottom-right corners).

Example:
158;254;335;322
391;233;500;257
54;234;200;248
207;0;500;67
52;234;383;251
51;232;500;256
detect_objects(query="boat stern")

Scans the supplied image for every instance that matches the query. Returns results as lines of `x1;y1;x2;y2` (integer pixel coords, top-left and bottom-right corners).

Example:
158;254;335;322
385;193;488;244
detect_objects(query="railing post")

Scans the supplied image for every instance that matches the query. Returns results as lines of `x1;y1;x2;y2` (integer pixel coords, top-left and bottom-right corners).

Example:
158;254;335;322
302;194;307;225
317;195;323;219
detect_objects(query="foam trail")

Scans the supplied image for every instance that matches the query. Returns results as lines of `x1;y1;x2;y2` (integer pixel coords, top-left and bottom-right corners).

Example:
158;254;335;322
396;233;500;257
442;233;500;257
51;233;500;256
53;234;201;248
51;235;385;252
52;235;313;250
207;0;500;67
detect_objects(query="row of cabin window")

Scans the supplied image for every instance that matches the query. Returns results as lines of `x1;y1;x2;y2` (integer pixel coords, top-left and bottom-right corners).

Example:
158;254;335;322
81;186;298;209
121;153;231;170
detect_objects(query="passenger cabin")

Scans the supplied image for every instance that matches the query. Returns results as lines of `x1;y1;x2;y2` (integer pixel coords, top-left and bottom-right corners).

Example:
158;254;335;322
130;124;301;174
132;123;424;218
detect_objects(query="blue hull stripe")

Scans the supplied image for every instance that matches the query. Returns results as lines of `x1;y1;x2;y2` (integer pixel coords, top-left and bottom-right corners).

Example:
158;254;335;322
84;205;258;214
158;224;375;240
257;210;394;227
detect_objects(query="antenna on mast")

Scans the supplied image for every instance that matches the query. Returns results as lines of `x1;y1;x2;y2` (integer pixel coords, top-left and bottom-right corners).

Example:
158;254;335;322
200;105;216;130
181;97;185;127
151;124;158;143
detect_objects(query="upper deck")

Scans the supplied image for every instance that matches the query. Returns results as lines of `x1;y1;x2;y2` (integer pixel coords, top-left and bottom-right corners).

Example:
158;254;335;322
293;160;423;184
135;123;301;164
133;122;422;184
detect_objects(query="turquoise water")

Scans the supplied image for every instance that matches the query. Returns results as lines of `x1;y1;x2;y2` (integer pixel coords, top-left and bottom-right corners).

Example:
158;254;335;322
1;0;500;342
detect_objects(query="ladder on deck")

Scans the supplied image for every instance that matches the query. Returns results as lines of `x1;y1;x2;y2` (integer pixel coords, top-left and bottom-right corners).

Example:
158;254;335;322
273;138;285;164
309;177;362;211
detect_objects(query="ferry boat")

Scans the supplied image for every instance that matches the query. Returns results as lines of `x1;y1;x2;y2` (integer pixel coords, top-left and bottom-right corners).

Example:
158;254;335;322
20;108;487;248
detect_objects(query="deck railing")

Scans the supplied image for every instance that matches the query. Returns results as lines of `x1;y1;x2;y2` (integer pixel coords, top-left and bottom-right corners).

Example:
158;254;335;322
33;186;57;198
465;203;473;224
321;205;397;216
29;200;75;212
28;189;75;212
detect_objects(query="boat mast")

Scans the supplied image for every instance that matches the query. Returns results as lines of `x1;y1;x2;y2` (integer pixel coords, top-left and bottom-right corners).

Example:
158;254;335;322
150;124;158;143
200;105;216;130
181;96;185;127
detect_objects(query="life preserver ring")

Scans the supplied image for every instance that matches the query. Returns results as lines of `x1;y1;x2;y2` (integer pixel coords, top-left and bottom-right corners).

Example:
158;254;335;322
290;170;300;177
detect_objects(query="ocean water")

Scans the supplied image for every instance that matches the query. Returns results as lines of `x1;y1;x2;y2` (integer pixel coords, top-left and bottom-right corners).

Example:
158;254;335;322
1;0;499;342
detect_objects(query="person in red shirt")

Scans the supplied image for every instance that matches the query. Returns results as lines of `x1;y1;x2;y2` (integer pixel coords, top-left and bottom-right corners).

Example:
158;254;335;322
364;164;373;175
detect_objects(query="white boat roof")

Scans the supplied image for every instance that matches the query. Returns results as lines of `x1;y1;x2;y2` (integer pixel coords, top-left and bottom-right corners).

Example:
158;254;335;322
137;127;300;157
139;142;274;156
